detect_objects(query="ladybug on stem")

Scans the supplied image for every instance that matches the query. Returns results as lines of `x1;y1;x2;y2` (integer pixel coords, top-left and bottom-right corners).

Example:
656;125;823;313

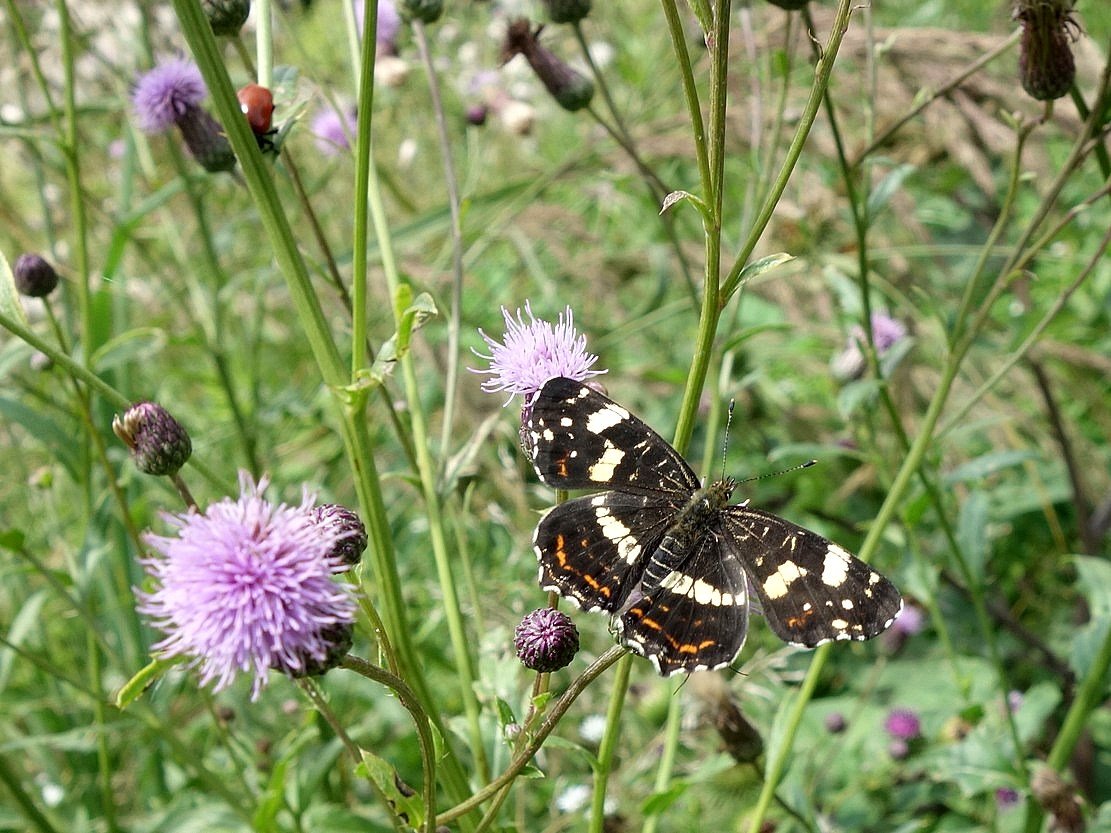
237;83;278;151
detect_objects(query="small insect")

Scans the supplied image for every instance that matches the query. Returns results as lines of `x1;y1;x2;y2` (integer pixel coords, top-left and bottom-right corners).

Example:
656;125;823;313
237;83;277;149
526;377;903;675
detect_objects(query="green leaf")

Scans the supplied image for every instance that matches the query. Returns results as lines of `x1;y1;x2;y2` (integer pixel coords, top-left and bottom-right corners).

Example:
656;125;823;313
660;190;710;222
866;163;916;223
116;655;189;708
730;252;795;294
345;289;438;395
943;450;1039;484
1070;555;1111;679
355;749;424;829
0;249;29;330
642;782;689;816
956;490;989;584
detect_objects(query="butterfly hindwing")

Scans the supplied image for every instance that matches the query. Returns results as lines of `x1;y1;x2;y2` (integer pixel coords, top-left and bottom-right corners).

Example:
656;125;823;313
721;507;902;646
618;528;749;675
525;377;699;496
534;490;678;613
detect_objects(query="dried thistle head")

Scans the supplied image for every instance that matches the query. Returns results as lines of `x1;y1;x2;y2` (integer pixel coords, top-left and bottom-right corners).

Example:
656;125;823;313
1013;0;1081;101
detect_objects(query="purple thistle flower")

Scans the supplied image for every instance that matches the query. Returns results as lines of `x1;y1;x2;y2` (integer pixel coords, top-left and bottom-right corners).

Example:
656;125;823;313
354;0;402;51
471;302;604;403
133;59;207;133
137;473;357;699
514;607;579;672
310;107;356;156
892;603;925;636
996;787;1021;811
884;708;922;740
832;311;908;381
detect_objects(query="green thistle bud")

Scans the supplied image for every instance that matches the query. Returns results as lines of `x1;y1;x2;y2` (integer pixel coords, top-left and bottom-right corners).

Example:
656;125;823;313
277;622;354;678
398;0;442;24
502;19;594;113
14;253;60;298
201;0;251;36
541;0;591;24
1014;0;1079;102
113;401;193;476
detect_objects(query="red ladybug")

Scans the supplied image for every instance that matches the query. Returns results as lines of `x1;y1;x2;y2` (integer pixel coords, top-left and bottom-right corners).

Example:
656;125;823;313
237;83;274;137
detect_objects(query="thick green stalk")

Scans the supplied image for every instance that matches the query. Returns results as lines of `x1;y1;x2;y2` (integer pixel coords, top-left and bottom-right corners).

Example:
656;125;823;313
589;651;632;833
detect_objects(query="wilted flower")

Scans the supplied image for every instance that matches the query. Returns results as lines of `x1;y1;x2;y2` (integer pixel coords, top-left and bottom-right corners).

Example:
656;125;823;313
137;473;357;698
13;253;59;298
884;708;921;740
1014;0;1079;102
514;607;579;672
471;302;604;403
502;19;594;112
113;401;193;477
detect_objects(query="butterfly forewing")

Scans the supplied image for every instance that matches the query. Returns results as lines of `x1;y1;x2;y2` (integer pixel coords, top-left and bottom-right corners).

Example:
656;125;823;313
721;507;902;646
525;377;700;496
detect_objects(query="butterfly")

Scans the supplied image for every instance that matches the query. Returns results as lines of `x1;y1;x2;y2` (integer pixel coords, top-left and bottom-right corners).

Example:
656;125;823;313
524;376;903;675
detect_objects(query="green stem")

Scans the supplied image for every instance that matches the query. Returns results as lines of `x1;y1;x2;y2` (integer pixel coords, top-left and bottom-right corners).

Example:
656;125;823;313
589;653;632;833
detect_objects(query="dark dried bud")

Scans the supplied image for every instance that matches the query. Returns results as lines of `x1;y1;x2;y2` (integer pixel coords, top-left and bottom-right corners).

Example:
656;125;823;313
514;608;579;672
765;0;809;9
14;253;59;298
202;0;251;36
276;622;353;678
398;0;442;24
541;0;591;24
311;503;368;571
176;105;237;173
1030;765;1085;833
1014;0;1079;101
824;712;847;733
112;401;193;476
503;19;594;112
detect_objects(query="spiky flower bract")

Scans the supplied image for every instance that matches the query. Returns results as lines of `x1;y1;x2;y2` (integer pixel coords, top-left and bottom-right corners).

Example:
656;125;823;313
112;401;192;477
132;59;207;133
514;608;579;672
137;473;357;699
471;302;604;403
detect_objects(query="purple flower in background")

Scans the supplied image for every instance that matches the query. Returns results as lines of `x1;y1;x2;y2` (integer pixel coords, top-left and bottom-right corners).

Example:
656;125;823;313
354;0;402;51
310;107;356;155
832;311;908;381
892;603;925;636
884;708;922;740
137;473;357;699
471;302;604;403
996;787;1021;811
132;59;207;133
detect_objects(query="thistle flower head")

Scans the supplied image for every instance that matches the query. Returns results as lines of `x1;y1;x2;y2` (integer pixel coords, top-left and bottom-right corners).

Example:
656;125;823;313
132;59;207;133
514;608;579;672
137;473;357;699
310;107;356;155
471;302;604;403
884;708;922;740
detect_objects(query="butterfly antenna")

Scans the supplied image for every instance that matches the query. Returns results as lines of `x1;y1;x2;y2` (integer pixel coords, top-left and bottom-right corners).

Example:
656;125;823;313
737;459;818;486
721;399;736;483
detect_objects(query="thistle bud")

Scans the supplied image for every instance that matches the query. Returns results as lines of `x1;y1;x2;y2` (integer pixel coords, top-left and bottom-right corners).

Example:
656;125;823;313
514;608;579;672
541;0;591;24
112;401;193;476
177;106;237;173
14;253;59;298
310;503;368;571
398;0;442;24
275;622;354;678
202;0;251;36
1014;0;1079;102
765;0;809;9
503;19;594;112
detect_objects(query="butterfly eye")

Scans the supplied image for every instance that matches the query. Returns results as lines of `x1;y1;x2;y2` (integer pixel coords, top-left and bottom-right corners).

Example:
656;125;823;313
237;83;274;136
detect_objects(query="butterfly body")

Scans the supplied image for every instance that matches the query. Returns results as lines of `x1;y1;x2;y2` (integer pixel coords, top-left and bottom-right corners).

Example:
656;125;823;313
525;376;903;675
